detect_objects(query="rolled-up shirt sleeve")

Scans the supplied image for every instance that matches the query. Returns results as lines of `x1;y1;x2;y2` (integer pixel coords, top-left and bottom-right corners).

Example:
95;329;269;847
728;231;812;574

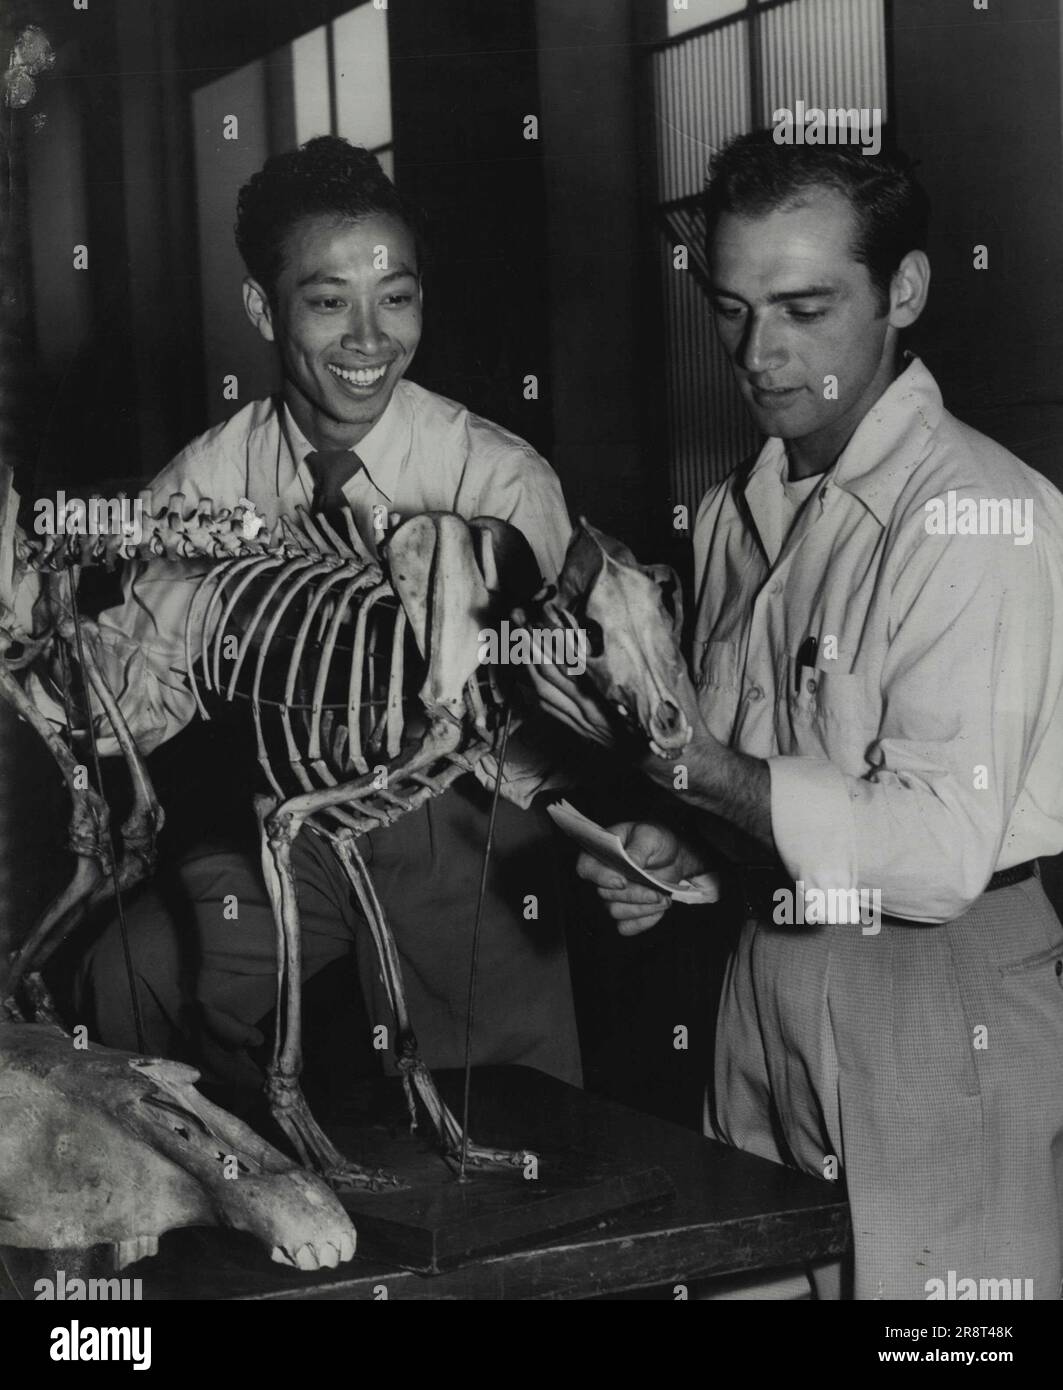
768;513;1063;922
499;458;572;583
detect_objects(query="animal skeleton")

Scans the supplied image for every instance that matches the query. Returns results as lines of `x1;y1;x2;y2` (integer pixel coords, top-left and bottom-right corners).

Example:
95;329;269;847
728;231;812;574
1;468;695;1278
1;474;539;1220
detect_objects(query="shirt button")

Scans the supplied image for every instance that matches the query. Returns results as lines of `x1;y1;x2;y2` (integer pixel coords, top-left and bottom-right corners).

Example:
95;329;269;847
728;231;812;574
747;685;763;702
770;582;783;597
806;678;818;694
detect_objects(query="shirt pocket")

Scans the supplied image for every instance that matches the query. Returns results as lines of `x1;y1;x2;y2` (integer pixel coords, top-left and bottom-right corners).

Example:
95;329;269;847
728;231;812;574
696;638;739;692
694;638;741;738
784;663;879;766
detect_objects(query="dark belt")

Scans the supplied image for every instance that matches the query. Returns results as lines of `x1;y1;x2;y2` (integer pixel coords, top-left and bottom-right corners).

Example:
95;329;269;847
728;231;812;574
986;859;1037;891
739;859;1038;923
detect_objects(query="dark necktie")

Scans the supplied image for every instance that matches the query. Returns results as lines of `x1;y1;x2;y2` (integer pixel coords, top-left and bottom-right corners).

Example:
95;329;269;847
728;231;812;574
305;449;365;514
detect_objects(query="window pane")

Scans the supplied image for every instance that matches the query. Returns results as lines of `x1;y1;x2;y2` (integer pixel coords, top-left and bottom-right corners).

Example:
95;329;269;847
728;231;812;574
760;0;887;121
292;25;331;143
667;0;747;37
333;3;391;151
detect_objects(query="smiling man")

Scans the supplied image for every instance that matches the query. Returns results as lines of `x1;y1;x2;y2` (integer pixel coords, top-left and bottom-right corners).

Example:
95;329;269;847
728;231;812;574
531;130;1063;1299
71;136;581;1114
238;181;421;467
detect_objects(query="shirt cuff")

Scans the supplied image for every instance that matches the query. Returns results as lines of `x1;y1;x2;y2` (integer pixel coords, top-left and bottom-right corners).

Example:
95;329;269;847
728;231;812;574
767;755;859;891
473;746;571;811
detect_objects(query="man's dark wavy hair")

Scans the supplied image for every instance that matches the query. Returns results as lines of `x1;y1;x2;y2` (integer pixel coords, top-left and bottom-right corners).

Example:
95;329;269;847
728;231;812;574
703;129;930;314
235;136;425;300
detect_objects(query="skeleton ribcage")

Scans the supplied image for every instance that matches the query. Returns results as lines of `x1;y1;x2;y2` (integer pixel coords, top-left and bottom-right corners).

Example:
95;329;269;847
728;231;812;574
185;552;494;806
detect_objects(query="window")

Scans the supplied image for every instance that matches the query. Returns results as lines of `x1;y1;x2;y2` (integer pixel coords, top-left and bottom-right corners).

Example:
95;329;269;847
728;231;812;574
292;5;393;175
668;0;747;39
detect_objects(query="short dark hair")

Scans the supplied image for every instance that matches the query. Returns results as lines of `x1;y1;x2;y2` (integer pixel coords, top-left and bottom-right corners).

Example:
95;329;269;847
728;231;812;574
235;136;425;300
703;129;930;313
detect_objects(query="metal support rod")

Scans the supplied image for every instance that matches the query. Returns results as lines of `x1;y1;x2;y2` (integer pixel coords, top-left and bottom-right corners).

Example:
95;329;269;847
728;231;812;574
458;700;514;1181
66;569;145;1052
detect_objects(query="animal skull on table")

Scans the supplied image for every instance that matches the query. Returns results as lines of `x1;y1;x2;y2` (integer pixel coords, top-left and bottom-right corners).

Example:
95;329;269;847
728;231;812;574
0;1023;355;1271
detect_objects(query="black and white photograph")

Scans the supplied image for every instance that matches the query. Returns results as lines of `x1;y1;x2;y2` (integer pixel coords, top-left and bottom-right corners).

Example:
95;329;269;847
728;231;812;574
0;0;1061;1346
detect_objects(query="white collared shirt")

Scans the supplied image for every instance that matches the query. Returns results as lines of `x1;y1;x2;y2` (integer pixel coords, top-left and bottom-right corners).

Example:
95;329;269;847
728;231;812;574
61;380;571;754
692;357;1063;922
149;379;569;576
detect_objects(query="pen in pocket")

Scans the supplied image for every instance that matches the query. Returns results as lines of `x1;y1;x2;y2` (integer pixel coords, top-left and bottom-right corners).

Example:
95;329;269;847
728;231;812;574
795;634;819;692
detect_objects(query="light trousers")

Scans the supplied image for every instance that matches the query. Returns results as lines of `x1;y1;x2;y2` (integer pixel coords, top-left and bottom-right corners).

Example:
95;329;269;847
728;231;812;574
710;874;1063;1300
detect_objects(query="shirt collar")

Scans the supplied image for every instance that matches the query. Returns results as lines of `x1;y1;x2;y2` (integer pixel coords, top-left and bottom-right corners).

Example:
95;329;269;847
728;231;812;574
743;356;943;530
280;381;413;504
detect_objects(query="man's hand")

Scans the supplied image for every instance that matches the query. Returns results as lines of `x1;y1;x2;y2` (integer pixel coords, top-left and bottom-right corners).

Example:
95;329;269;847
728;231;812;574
524;647;616;747
576;821;709;936
520;620;776;858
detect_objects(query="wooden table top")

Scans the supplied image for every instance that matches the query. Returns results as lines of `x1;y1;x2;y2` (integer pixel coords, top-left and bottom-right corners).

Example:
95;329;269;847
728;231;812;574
128;1065;851;1300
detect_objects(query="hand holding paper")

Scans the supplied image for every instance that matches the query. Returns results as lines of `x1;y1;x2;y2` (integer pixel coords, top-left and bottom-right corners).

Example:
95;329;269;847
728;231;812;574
546;800;719;906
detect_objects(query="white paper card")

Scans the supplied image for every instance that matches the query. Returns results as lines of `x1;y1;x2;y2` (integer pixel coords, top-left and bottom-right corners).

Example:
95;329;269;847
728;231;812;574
546;799;719;905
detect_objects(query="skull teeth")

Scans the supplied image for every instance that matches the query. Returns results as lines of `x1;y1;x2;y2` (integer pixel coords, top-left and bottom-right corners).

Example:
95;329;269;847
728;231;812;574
114;1234;159;1269
270;1234;356;1271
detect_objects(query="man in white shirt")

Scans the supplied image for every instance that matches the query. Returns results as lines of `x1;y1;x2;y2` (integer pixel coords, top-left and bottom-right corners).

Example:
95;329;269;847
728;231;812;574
532;131;1063;1298
71;136;581;1109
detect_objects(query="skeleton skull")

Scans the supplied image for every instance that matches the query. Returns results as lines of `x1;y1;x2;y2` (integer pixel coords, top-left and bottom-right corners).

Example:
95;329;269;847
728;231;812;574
545;519;700;757
0;1024;356;1272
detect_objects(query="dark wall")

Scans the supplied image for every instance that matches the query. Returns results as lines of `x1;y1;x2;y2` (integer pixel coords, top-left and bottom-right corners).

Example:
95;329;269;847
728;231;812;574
387;0;554;459
18;0;207;497
892;0;1063;490
534;0;661;546
19;2;147;497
